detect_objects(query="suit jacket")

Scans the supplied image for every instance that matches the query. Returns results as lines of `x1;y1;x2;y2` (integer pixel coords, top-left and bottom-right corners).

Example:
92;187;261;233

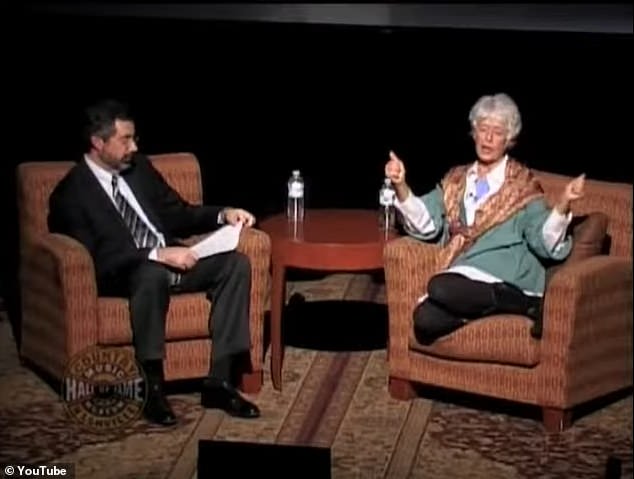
48;154;224;285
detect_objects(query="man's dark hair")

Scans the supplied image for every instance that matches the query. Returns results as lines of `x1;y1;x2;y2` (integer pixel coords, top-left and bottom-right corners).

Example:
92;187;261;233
82;99;134;150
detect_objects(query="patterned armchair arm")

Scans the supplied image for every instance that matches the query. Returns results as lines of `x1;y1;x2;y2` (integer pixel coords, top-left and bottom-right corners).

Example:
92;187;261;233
237;227;272;370
20;233;99;379
539;255;633;406
383;237;441;374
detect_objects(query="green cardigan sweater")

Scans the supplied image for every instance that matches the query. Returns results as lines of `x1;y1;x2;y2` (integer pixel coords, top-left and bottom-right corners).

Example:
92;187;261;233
404;185;572;295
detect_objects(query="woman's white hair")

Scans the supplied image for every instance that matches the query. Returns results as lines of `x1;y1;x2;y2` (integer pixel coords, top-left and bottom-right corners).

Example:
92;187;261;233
468;93;522;143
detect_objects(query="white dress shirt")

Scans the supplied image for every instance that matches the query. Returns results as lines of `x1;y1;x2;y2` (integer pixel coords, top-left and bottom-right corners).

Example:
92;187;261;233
84;155;165;260
394;155;572;299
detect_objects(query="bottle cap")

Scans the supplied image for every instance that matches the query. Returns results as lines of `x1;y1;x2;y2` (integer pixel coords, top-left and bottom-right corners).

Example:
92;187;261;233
384;178;391;185
292;170;300;176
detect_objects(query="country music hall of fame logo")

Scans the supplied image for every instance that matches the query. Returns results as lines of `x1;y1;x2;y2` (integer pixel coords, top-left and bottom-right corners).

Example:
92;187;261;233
61;347;148;431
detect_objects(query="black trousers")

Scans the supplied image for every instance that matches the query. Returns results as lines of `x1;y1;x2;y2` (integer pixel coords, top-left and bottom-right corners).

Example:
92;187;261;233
413;272;542;345
99;251;252;381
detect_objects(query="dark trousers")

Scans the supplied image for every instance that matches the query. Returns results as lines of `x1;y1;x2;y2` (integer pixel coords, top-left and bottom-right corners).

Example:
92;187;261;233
99;251;252;382
413;272;542;345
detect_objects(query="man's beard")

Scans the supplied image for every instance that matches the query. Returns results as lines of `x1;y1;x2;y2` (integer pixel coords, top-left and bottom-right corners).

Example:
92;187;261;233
116;154;134;171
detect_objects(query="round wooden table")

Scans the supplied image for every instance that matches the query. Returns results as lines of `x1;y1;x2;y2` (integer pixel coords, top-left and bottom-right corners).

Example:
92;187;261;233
259;209;398;391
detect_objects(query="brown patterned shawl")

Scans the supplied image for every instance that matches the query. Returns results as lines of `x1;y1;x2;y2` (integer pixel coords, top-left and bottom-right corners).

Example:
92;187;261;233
437;158;544;270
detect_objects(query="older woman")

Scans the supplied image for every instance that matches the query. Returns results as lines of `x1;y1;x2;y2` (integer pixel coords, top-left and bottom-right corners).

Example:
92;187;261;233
385;93;585;344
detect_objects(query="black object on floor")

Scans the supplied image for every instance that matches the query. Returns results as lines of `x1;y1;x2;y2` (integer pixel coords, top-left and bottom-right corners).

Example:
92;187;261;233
198;439;332;478
605;456;622;479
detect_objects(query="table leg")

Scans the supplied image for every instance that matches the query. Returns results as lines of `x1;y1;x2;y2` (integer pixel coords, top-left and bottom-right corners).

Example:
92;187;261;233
270;262;286;391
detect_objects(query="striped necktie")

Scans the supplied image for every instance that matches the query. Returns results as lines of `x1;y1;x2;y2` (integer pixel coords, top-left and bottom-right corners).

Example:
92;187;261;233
111;174;181;285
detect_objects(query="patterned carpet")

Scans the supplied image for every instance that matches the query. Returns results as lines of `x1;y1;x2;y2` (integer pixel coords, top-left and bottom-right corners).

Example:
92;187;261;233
0;273;632;478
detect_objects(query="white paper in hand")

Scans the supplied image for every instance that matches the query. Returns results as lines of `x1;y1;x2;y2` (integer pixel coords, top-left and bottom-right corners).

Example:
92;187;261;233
190;223;243;259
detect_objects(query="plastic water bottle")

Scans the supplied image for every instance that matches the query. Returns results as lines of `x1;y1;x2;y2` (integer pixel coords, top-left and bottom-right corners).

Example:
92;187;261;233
287;170;305;222
379;177;396;231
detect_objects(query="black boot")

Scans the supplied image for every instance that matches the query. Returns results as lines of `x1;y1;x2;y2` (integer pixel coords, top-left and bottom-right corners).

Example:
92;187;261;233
492;282;544;339
141;359;177;426
529;302;544;340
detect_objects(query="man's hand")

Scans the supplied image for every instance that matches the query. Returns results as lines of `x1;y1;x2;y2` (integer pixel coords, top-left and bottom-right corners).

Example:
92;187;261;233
157;247;198;270
555;174;585;215
385;150;411;202
223;208;256;227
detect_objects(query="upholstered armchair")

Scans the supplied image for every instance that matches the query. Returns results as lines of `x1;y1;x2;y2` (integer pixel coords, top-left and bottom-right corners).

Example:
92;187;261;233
17;153;271;392
384;170;632;432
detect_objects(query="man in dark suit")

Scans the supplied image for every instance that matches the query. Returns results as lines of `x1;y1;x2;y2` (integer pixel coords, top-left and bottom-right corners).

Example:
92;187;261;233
48;99;260;426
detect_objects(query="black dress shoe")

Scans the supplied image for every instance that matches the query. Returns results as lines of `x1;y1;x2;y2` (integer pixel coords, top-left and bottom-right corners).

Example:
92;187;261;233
143;393;177;426
201;379;260;419
140;359;178;426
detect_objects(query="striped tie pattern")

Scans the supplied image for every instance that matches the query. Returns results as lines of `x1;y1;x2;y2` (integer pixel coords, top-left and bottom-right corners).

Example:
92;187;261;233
111;174;181;285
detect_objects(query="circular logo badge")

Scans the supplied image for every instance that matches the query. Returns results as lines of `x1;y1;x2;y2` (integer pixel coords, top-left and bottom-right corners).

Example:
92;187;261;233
61;347;148;431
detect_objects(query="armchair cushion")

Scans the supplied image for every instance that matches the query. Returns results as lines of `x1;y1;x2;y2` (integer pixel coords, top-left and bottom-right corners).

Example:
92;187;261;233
545;212;609;282
566;212;609;260
409;314;541;367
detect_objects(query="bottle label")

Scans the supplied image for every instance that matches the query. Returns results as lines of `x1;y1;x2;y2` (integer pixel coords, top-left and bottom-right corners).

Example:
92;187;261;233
289;181;304;199
379;188;395;206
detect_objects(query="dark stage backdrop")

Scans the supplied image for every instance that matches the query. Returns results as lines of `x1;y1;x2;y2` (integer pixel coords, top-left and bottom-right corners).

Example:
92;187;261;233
3;8;632;343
